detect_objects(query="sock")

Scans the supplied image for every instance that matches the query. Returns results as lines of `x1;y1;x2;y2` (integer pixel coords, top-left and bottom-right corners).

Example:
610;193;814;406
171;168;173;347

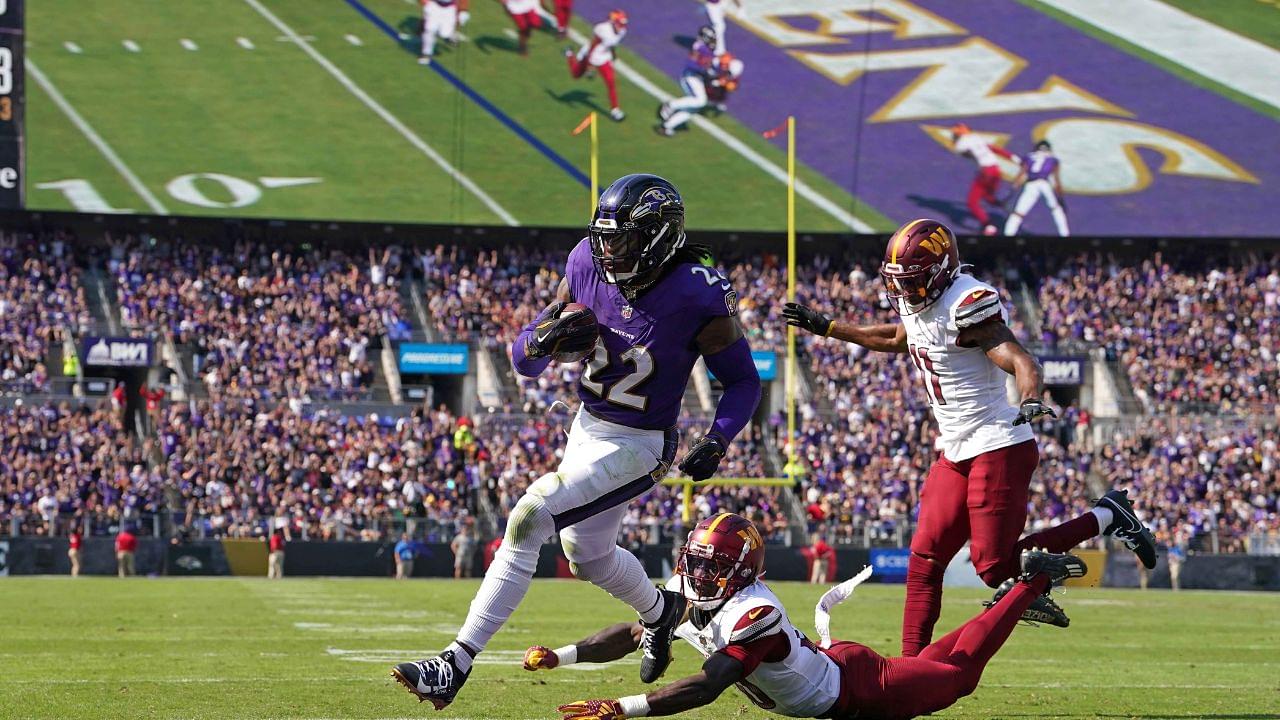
1092;506;1114;535
576;547;666;624
446;641;474;672
1051;206;1070;236
902;553;946;657
1017;512;1100;555
454;499;554;654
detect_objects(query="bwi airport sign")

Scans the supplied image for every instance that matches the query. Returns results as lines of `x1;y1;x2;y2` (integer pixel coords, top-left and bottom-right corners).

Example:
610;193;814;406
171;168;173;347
1039;356;1086;386
81;337;153;368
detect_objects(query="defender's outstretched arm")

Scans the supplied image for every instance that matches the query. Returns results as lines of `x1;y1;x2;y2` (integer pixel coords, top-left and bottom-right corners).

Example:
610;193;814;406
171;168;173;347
783;302;908;353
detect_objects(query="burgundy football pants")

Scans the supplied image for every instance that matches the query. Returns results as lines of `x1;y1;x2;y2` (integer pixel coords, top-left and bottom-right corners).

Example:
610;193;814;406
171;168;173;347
901;439;1099;656
825;574;1051;720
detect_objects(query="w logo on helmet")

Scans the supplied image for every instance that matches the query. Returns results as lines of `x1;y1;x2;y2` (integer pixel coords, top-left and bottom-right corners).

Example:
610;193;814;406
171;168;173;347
919;227;951;257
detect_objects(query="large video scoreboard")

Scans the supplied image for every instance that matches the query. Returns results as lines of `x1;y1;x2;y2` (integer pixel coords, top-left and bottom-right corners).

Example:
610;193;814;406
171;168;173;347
0;0;21;209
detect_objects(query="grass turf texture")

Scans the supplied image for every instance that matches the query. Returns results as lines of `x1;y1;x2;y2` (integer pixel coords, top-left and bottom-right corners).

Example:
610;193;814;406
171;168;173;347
3;577;1278;719
24;0;890;232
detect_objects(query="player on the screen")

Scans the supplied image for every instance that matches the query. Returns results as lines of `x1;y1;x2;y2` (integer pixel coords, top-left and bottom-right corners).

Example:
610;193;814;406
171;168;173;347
418;0;469;64
391;174;762;710
565;10;629;121
783;219;1157;657
656;29;744;137
526;513;1090;720
502;0;545;55
1004;140;1069;237
950;123;1016;236
702;0;740;56
549;0;573;39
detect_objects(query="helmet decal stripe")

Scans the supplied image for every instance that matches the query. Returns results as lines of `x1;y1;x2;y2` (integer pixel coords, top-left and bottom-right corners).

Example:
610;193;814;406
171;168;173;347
890;219;927;264
701;512;731;542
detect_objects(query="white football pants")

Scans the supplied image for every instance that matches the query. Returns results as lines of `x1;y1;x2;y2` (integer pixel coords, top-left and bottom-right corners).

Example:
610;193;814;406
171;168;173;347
422;3;458;57
455;410;678;653
664;74;709;131
1004;179;1069;236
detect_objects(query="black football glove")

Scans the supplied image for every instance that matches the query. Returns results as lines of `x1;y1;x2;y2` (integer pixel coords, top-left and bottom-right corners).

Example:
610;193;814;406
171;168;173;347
525;302;597;360
1012;398;1058;426
678;433;727;482
782;302;833;337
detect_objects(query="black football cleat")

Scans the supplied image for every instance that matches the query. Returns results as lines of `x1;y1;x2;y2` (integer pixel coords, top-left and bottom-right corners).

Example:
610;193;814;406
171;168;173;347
391;651;470;710
1021;548;1088;585
639;588;686;683
983;578;1071;628
1095;489;1158;569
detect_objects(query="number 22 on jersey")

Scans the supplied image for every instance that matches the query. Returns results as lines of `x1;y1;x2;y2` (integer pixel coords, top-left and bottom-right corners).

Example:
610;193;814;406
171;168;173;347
581;342;654;411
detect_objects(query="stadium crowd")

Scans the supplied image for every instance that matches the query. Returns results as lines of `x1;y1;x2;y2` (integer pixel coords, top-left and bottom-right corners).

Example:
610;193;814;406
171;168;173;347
109;236;410;401
0;233;90;394
2;237;1276;558
1036;251;1279;413
0;400;163;537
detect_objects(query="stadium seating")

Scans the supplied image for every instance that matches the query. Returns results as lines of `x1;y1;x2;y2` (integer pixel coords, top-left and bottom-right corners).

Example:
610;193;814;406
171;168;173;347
1036;251;1279;413
1;236;1276;556
109;236;408;401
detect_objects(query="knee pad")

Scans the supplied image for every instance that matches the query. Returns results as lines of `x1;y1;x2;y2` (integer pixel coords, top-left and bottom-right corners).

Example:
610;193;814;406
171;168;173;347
505;491;554;549
567;551;617;583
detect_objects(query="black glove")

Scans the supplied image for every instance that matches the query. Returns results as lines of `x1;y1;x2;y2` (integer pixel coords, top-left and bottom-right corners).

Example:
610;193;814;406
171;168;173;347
782;302;833;337
525;302;597;360
1012;398;1058;426
678;433;727;482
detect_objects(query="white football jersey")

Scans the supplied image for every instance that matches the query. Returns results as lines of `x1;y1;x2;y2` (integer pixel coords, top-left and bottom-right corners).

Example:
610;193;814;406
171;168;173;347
954;133;1000;168
664;577;841;717
505;0;540;13
899;273;1034;462
586;22;626;66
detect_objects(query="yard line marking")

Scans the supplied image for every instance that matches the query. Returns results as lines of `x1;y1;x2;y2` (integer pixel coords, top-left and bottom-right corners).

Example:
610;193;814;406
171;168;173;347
343;0;592;189
27;59;169;214
276;34;317;42
259;176;323;188
1036;0;1280;112
244;0;517;225
563;26;874;232
180;38;199;51
344;33;363;46
122;39;140;52
237;36;256;49
63;41;83;54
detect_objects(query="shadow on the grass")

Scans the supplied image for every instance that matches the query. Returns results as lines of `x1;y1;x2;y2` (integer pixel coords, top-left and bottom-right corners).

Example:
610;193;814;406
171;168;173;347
545;88;607;114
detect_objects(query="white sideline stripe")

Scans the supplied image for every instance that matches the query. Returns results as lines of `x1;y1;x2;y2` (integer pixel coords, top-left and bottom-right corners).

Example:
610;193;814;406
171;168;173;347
243;0;518;226
63;41;83;54
27;60;170;214
180;38;199;51
122;39;140;52
1037;0;1280;111
344;33;364;46
565;27;873;233
237;36;256;49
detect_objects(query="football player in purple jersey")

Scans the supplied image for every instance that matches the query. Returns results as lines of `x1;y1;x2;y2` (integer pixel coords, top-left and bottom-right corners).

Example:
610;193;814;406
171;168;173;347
392;173;762;710
1003;140;1069;237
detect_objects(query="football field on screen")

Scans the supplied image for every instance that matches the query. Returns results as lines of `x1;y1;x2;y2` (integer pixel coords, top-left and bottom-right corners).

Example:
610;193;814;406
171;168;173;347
2;577;1277;719
24;0;889;231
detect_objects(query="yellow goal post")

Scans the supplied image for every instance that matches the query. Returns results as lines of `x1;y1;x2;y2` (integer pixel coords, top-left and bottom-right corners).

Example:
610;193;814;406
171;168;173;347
660;477;797;524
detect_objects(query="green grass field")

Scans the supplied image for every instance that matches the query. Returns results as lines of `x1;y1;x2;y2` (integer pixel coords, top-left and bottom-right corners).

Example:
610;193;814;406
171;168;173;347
3;577;1277;719
25;0;887;231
